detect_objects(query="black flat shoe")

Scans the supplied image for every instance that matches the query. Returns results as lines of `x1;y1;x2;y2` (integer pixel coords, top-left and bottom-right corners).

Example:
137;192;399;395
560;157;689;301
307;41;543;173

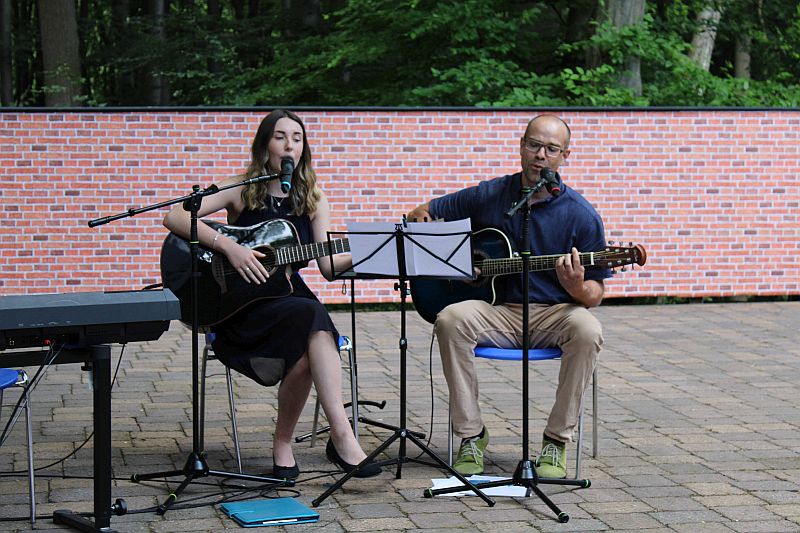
326;439;382;478
272;461;300;480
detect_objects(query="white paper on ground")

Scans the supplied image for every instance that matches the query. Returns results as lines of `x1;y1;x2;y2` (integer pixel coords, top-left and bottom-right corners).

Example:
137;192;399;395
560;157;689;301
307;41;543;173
430;476;530;497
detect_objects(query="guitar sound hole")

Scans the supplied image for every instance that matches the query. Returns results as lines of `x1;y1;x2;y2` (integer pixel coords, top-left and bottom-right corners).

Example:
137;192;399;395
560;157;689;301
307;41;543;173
256;247;277;272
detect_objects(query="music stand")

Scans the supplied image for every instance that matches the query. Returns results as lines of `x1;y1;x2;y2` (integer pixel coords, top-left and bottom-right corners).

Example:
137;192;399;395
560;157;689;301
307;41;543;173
312;219;495;507
422;183;590;522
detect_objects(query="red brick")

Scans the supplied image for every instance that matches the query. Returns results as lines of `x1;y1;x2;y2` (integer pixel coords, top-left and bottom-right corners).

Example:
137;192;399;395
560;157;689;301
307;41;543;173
1;109;798;302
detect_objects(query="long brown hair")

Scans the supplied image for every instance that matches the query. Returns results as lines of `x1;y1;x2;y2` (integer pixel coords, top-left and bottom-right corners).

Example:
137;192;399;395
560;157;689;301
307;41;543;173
241;110;320;216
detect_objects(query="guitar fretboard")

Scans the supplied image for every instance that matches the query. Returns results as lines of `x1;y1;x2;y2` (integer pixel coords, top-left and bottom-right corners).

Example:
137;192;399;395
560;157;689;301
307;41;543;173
478;252;599;276
275;238;351;265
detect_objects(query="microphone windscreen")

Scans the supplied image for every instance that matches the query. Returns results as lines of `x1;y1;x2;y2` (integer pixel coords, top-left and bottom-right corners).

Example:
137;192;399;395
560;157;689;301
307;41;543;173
280;157;294;194
540;167;556;181
540;167;561;196
280;156;294;174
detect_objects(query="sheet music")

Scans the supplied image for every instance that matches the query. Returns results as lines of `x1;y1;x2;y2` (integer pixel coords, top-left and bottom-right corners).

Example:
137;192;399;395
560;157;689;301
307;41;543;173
346;219;472;278
346;221;399;276
404;220;472;277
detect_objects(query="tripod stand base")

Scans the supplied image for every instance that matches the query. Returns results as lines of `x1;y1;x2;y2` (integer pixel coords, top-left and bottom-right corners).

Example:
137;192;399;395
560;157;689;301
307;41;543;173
53;510;120;533
424;459;590;522
312;429;495;507
132;452;291;515
294;399;405;444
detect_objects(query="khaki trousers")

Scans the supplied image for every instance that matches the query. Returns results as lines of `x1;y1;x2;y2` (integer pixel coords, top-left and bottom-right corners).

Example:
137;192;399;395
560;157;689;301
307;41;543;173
435;300;603;442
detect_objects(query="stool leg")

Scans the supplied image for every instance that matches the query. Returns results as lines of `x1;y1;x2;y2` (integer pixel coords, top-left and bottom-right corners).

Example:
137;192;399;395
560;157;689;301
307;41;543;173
448;403;453;466
200;347;208;454
592;367;598;459
310;397;321;448
346;345;359;438
575;401;584;479
23;389;35;523
225;367;242;473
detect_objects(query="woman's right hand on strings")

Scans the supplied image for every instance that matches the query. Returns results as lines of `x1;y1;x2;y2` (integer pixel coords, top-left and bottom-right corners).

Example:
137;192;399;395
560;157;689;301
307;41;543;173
227;244;269;284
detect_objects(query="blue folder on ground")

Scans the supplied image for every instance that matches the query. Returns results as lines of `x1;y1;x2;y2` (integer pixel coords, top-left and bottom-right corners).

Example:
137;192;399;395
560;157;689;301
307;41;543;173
220;498;320;527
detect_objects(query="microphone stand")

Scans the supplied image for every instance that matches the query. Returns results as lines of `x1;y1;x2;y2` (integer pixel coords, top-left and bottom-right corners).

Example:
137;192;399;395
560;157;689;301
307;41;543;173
90;172;292;518
425;178;589;522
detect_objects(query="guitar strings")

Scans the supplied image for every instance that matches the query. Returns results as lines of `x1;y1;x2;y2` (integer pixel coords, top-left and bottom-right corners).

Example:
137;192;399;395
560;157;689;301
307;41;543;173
217;239;351;276
477;250;634;274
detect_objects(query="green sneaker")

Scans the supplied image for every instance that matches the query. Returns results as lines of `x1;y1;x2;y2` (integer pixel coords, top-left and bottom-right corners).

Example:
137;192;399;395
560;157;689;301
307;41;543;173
452;428;489;476
535;437;567;479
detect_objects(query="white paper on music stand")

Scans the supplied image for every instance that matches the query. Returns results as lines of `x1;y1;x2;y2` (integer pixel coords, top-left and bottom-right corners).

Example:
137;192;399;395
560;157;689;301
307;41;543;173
430;476;529;497
347;219;472;278
346;221;400;276
403;220;472;278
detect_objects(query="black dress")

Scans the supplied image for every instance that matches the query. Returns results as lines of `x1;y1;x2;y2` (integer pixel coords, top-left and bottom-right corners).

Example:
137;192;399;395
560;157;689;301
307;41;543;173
211;196;340;387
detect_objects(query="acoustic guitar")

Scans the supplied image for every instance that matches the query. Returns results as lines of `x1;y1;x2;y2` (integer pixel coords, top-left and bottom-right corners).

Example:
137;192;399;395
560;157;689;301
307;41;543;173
409;227;647;324
160;219;349;327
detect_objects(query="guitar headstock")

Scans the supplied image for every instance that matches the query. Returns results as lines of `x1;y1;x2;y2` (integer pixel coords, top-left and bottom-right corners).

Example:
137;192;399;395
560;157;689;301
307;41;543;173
596;243;647;270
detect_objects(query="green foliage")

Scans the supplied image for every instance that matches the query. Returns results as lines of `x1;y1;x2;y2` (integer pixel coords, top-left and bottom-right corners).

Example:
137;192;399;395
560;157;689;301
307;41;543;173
554;8;800;107
251;0;552;106
7;0;800;107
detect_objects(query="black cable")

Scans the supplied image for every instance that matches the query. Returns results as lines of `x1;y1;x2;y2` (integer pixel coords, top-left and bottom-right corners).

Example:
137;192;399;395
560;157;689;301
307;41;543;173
409;326;438;461
0;456;351;522
0;343;62;445
0;336;384;523
0;344;126;475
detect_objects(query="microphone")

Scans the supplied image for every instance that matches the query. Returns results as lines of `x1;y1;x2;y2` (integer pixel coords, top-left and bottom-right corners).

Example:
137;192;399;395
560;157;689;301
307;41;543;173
279;156;294;194
539;167;561;197
505;168;561;217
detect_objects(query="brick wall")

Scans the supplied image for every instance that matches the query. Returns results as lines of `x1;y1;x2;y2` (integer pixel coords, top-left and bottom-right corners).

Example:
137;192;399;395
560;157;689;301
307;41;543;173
1;109;798;303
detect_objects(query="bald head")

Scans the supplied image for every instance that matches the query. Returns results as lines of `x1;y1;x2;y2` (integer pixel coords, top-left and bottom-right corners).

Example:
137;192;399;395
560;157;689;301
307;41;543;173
526;115;571;149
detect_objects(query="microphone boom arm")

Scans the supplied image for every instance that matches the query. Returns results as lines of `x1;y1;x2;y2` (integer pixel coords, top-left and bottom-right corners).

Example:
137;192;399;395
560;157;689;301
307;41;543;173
505;178;549;218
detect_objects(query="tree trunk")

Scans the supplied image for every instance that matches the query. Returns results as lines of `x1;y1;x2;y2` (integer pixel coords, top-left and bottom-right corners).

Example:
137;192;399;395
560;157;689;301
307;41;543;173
0;0;11;105
38;0;82;106
282;0;322;37
734;34;751;79
111;0;132;104
207;0;222;103
566;0;600;67
689;5;724;71
149;0;169;105
605;0;646;96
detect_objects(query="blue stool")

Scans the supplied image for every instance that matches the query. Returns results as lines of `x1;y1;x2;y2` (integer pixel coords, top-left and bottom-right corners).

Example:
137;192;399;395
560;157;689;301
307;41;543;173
447;346;598;479
0;368;35;523
199;333;357;473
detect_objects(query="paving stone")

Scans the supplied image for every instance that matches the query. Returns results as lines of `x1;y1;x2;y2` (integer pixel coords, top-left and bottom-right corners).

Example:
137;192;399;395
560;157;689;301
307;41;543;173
0;302;798;531
597;512;665;530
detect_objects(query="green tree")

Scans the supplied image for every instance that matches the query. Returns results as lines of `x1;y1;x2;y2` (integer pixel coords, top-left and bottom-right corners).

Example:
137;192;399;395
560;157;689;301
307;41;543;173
2;0;800;107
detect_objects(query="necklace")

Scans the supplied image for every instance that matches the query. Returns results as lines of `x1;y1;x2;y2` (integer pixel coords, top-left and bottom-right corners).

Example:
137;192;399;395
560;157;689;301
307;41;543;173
271;195;286;209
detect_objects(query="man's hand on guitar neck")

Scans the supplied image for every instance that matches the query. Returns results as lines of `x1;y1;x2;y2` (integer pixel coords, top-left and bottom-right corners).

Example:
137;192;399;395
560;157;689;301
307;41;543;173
556;247;604;308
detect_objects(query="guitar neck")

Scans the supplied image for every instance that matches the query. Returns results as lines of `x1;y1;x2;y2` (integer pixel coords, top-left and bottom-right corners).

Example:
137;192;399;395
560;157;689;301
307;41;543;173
275;238;350;266
479;252;598;276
